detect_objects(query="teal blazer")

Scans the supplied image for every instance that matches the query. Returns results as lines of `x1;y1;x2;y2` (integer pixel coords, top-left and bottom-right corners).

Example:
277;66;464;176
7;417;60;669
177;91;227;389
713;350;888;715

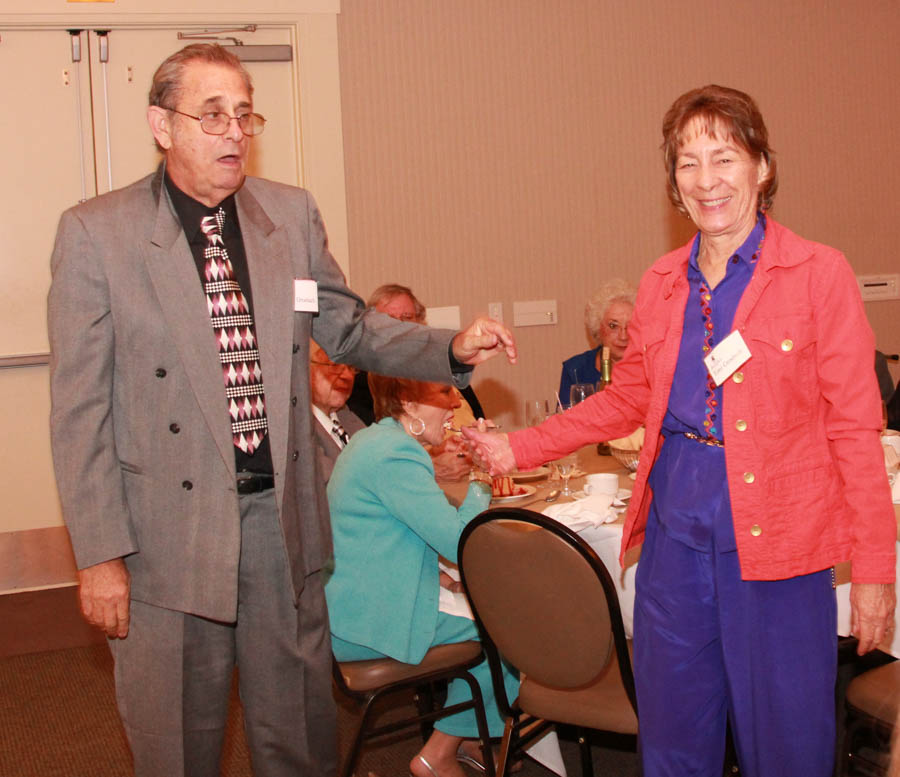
325;418;491;664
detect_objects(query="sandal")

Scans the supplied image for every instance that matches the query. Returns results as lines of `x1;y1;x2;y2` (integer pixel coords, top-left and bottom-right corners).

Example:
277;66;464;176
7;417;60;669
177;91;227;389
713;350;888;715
411;754;440;777
456;743;523;774
456;747;487;773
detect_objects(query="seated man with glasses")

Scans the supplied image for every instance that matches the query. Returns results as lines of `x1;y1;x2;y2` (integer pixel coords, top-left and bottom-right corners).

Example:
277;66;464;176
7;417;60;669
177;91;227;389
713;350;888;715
310;340;365;483
347;284;486;482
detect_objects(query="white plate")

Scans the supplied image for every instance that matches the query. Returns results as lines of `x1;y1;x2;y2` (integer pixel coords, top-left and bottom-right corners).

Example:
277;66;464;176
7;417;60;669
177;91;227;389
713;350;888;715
491;484;537;503
510;466;550;482
617;488;632;501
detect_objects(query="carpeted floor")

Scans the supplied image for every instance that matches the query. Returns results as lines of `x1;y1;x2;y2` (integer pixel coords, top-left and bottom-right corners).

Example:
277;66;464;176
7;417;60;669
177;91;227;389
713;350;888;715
0;641;640;777
0;644;135;777
0;587;875;776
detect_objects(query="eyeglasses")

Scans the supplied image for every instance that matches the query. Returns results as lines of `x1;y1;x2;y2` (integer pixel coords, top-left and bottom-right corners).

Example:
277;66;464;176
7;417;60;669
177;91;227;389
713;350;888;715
166;108;266;136
310;360;357;376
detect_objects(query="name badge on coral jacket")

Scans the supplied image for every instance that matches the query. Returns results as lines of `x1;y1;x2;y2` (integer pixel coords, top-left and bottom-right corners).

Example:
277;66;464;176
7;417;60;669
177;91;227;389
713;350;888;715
294;279;319;312
704;329;751;386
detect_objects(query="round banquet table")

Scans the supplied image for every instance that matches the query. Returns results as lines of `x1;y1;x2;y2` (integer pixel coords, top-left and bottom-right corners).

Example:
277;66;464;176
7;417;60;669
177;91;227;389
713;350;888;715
441;445;900;657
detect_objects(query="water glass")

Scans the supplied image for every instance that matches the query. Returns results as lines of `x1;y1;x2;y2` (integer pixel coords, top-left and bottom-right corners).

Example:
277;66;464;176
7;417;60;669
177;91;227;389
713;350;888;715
525;399;550;427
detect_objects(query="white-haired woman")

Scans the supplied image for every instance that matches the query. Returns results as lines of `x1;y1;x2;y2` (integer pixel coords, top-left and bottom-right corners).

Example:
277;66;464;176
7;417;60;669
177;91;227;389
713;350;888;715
558;279;636;402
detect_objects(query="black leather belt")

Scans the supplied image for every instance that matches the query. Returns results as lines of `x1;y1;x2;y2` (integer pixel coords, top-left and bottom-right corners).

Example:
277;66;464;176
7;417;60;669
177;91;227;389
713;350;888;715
236;473;275;494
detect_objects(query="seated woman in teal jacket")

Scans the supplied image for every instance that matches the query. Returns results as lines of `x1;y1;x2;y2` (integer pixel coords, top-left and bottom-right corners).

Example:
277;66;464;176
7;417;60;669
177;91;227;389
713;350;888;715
326;374;518;777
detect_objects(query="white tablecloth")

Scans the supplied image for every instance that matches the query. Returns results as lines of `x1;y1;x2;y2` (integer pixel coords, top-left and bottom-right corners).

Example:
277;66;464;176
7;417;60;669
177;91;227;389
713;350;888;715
578;522;637;639
575;520;900;658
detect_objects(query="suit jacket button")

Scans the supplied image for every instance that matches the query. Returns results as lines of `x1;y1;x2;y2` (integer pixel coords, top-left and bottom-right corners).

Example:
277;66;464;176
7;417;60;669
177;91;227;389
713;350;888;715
732;371;744;383
743;471;755;484
155;368;167;378
735;419;747;432
750;524;762;537
291;450;299;461
182;480;193;490
169;423;180;434
291;396;297;406
780;339;793;352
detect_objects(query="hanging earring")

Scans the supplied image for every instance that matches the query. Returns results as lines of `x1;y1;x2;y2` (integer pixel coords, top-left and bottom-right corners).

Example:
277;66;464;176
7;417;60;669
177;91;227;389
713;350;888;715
407;416;426;436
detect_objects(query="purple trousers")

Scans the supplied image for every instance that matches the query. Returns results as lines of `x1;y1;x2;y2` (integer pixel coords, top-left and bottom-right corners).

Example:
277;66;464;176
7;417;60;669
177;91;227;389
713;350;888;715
633;508;837;777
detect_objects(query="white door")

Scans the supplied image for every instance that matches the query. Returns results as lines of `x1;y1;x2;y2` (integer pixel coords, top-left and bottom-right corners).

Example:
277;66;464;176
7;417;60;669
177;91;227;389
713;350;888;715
0;25;300;534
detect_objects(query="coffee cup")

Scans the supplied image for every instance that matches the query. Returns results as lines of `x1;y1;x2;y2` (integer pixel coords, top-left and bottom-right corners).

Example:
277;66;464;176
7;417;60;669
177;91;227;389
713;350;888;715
583;472;619;496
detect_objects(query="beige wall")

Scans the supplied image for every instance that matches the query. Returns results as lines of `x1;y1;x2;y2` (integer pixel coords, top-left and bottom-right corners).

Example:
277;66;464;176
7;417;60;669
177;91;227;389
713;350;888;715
336;0;900;426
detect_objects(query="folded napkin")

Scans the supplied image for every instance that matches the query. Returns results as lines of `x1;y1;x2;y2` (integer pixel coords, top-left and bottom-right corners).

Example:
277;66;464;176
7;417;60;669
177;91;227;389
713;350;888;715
609;426;645;451
543;493;618;532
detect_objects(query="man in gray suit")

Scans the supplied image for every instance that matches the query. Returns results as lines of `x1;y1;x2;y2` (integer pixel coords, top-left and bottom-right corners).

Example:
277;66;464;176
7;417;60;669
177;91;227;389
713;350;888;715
309;340;365;483
47;44;515;777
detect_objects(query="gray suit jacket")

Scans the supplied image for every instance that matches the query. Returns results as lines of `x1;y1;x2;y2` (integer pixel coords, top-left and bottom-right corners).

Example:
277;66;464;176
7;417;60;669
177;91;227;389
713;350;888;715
48;166;461;622
312;406;365;484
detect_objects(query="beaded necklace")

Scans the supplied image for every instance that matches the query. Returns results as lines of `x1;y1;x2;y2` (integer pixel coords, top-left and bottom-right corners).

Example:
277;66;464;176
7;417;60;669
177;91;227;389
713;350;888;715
697;226;766;443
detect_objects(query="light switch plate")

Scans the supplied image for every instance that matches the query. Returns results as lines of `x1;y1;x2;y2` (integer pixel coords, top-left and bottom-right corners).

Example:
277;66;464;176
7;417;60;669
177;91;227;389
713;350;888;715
513;299;557;327
857;274;900;301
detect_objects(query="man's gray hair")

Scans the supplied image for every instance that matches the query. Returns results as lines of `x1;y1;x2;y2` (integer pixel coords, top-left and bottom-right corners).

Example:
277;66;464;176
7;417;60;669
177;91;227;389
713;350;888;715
366;284;427;324
149;43;252;110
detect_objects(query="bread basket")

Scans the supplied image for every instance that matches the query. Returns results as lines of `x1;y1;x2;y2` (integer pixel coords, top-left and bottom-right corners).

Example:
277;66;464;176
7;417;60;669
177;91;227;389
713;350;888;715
609;445;640;472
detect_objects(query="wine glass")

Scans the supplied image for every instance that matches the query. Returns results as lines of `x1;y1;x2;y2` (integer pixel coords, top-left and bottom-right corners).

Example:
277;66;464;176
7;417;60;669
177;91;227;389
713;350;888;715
569;382;596;407
556;454;577;497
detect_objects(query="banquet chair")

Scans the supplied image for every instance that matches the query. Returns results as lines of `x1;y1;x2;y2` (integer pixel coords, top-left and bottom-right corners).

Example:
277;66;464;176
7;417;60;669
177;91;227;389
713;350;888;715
458;507;638;777
332;642;496;777
842;658;900;776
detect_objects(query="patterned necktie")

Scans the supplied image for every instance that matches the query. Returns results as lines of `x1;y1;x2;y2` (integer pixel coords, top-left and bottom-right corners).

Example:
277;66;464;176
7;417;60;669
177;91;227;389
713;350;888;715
331;416;350;447
201;208;268;454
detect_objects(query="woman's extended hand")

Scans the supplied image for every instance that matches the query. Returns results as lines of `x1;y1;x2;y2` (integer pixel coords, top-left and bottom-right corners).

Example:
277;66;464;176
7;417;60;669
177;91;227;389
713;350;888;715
850;582;897;654
461;427;516;476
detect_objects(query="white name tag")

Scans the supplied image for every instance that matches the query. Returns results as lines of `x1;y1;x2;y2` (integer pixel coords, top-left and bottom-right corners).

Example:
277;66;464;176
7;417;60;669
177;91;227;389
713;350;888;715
293;279;319;312
703;329;751;386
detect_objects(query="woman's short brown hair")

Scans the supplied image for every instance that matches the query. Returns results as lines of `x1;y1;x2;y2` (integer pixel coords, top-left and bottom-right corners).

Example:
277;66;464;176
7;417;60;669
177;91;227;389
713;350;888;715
661;84;777;215
368;374;438;422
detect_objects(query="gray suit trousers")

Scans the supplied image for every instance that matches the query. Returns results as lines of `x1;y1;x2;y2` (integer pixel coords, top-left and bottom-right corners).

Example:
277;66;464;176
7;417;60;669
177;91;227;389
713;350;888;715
110;489;336;777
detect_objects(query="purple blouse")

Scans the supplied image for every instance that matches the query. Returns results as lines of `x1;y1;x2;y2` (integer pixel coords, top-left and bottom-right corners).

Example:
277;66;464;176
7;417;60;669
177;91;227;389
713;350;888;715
649;215;766;552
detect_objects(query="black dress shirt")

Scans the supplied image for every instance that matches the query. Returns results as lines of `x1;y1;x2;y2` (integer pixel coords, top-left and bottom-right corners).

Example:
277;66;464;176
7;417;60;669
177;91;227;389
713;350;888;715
165;175;273;475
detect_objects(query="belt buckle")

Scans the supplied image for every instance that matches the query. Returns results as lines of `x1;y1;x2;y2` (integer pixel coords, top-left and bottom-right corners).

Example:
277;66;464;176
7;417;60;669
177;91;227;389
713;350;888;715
236;472;273;494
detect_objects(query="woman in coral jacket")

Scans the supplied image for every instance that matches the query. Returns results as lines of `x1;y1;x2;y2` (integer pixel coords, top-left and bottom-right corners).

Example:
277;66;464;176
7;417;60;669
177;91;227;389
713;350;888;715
465;84;896;777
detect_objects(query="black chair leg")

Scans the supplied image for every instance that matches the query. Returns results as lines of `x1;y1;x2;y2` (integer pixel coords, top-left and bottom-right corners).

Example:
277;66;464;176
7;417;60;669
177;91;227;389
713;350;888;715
456;670;496;777
339;695;377;777
576;727;595;777
413;681;437;742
